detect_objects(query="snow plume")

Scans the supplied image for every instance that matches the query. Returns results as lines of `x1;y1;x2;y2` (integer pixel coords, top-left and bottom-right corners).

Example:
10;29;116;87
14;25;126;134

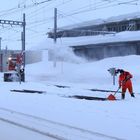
48;46;85;63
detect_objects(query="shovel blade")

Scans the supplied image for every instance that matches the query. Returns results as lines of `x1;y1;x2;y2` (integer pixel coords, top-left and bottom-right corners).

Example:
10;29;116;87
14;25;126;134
107;94;116;101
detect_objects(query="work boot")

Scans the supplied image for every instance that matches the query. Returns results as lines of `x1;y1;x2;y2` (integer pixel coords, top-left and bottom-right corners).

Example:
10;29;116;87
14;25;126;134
131;93;135;97
121;94;125;99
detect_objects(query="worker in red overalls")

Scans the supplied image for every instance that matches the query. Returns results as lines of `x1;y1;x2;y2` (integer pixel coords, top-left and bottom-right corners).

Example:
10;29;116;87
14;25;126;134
117;69;135;99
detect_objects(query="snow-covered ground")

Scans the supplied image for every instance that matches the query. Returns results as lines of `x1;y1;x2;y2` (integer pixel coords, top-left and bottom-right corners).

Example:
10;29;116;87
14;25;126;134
0;52;140;140
0;1;140;139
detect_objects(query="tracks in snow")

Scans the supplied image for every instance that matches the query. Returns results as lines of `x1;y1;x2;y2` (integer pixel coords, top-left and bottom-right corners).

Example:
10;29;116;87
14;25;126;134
0;107;125;140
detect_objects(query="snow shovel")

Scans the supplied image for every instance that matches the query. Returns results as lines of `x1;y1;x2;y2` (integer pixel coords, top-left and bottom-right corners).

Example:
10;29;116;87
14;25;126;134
107;87;120;101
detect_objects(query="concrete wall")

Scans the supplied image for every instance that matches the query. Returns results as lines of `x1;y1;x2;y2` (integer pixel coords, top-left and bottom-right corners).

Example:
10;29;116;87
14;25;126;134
72;41;140;60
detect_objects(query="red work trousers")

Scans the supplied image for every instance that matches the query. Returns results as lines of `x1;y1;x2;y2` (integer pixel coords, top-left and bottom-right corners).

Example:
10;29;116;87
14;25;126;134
122;80;133;94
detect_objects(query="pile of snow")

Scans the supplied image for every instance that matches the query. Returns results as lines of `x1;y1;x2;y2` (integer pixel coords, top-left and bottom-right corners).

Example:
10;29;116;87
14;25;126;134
0;54;140;140
26;54;140;91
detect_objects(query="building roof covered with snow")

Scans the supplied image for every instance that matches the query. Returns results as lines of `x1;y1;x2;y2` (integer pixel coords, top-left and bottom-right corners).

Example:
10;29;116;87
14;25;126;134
48;12;140;38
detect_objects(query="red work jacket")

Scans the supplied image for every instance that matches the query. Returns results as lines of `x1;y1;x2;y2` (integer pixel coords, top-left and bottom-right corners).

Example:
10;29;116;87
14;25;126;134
119;71;132;88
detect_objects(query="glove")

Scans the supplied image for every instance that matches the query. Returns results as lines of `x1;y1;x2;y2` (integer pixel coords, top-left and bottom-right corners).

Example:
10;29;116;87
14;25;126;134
123;76;131;83
126;75;131;80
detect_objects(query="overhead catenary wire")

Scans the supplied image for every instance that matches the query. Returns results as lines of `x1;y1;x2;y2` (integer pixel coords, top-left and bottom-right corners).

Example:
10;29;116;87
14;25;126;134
0;0;140;48
56;0;140;18
0;0;139;24
26;0;72;20
0;0;56;17
27;0;111;29
0;0;56;46
26;0;140;42
118;0;139;5
27;0;116;29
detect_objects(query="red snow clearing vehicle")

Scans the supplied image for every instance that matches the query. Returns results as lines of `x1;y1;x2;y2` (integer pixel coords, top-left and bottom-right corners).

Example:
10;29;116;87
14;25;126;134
8;53;23;71
4;52;24;82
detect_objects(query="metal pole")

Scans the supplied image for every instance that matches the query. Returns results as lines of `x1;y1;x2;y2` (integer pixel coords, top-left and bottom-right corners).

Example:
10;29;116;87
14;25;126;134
113;75;115;85
0;37;2;72
53;8;57;67
22;13;26;82
0;37;1;50
54;8;57;43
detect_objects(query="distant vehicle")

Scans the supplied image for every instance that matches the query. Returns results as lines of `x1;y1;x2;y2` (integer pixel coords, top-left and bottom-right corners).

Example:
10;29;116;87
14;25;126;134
8;53;23;71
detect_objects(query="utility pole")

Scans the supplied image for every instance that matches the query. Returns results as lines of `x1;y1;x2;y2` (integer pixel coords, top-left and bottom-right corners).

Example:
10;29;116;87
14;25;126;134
0;37;2;72
54;8;57;43
53;8;57;67
0;15;25;80
0;37;2;50
22;13;26;82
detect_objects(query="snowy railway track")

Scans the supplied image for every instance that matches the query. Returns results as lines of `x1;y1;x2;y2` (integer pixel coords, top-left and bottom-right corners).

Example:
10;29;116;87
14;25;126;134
0;107;125;140
0;117;65;140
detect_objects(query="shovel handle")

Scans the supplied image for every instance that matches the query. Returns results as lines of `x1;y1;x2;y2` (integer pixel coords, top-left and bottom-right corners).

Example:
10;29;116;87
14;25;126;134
114;87;121;95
